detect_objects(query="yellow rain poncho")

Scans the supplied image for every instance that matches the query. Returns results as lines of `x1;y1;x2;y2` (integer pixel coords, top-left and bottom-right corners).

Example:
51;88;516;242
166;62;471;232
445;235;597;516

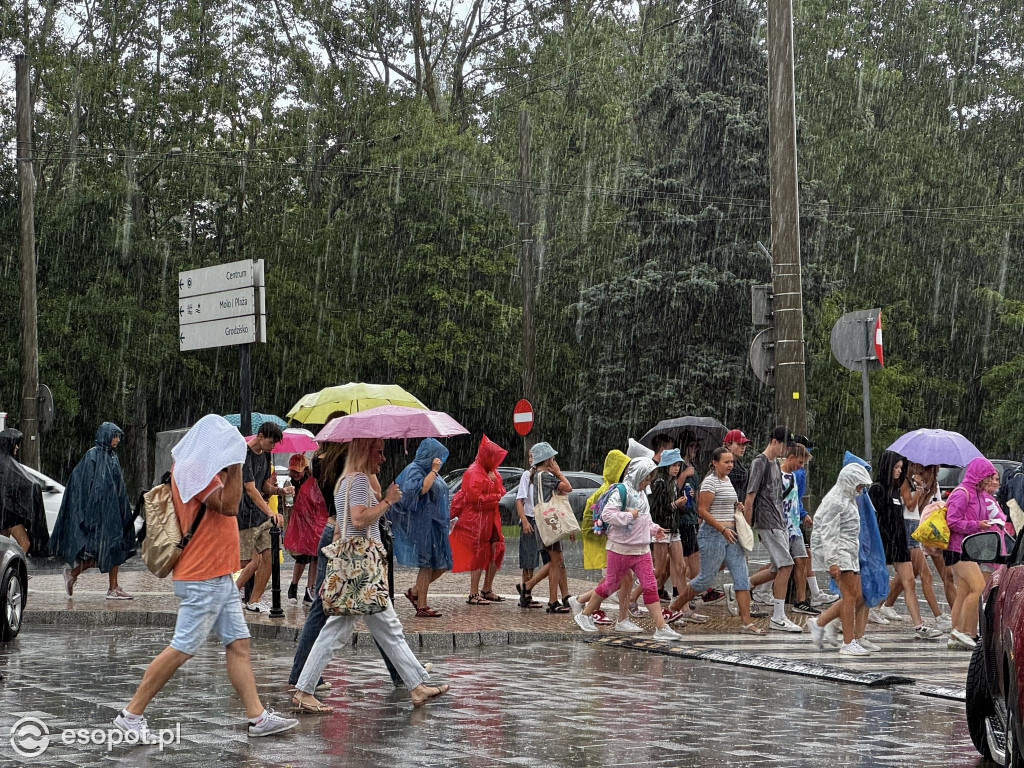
582;450;632;570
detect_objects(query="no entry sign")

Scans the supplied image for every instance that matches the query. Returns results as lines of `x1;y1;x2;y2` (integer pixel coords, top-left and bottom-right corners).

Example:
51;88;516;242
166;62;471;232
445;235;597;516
874;312;884;367
513;400;534;436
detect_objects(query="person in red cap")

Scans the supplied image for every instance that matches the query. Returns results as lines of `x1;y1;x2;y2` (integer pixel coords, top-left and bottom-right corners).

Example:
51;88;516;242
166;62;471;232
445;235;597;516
724;429;751;501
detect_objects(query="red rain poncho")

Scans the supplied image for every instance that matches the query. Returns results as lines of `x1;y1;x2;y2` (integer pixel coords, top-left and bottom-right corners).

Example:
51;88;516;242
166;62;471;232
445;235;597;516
449;435;507;573
283;473;328;557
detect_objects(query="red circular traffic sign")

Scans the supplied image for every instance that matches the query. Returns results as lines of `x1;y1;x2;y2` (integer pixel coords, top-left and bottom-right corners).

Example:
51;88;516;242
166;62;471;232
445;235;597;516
513;399;534;436
874;312;884;368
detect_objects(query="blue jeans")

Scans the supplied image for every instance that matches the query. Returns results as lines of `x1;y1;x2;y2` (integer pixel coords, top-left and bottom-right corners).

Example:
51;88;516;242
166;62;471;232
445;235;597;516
689;524;750;593
288;522;402;686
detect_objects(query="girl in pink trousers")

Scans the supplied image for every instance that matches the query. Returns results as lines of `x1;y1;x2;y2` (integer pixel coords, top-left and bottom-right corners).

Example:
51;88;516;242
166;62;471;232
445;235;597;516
571;458;683;641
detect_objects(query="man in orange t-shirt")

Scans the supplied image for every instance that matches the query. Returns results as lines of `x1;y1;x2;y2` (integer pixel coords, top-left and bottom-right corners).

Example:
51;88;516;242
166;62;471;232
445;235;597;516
113;415;297;741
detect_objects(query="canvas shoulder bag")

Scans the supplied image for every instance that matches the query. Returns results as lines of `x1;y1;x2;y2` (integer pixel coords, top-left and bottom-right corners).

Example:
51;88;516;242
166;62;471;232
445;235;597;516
138;473;207;579
320;475;390;617
534;471;581;547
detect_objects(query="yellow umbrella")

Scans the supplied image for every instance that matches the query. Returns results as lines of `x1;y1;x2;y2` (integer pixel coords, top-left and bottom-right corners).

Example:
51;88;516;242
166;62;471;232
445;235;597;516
286;383;427;425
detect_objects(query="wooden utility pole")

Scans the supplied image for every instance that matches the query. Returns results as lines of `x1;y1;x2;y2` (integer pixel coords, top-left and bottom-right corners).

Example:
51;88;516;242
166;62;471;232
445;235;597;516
16;54;41;470
766;0;807;435
518;108;537;455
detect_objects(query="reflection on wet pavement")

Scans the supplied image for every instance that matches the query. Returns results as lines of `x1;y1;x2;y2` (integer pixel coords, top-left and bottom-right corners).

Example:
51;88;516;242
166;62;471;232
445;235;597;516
0;627;983;767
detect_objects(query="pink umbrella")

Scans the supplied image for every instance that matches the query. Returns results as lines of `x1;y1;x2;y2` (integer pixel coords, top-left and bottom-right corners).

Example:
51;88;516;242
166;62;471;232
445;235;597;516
247;428;320;453
314;405;469;443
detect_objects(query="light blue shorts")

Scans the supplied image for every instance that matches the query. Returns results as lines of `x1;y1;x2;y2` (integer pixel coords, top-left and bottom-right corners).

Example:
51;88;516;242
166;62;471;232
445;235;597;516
170;575;251;656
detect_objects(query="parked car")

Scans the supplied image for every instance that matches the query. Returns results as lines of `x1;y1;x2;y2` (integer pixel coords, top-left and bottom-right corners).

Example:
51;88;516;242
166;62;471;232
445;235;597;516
938;459;1019;500
444;467;603;526
964;530;1024;765
445;466;527;498
0;535;28;640
24;466;65;537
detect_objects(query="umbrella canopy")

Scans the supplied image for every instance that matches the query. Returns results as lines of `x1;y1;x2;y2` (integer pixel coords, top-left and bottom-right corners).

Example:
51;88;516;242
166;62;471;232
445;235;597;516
315;405;468;443
223;412;287;433
246;427;319;453
887;429;983;467
286;383;427;425
639;416;728;451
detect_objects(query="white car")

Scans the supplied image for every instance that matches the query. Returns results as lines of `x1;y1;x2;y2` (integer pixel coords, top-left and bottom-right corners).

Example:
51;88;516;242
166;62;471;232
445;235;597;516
23;466;65;536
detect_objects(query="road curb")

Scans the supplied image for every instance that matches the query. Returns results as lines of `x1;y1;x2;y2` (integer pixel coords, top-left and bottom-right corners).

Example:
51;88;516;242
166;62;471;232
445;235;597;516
24;610;578;648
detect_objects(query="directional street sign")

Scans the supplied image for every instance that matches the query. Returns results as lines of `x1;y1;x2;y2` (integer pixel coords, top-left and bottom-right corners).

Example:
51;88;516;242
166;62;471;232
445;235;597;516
179;316;261;352
179;258;264;298
178;259;266;352
178;286;266;326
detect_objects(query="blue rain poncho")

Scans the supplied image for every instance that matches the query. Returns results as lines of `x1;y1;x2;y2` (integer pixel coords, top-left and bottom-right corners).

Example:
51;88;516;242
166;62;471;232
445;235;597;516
388;439;453;570
49;422;136;572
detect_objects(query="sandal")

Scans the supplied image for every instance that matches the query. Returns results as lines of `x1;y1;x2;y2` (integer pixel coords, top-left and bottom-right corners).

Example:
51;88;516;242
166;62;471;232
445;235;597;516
681;609;710;624
480;590;505;602
292;695;333;714
404;588;418;609
416;607;442;618
411;683;450;707
547;601;571;614
516;584;541;608
466;594;490;605
740;623;767;636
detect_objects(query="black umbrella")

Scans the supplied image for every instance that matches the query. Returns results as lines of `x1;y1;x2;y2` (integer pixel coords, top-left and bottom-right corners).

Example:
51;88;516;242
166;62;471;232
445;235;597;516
639;416;728;452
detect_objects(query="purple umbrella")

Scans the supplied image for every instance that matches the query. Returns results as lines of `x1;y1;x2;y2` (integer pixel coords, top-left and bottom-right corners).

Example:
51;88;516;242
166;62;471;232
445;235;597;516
887;429;983;467
314;405;469;443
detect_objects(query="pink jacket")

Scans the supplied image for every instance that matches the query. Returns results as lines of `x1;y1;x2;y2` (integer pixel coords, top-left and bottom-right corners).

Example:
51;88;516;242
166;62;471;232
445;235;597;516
601;487;661;549
946;457;1002;553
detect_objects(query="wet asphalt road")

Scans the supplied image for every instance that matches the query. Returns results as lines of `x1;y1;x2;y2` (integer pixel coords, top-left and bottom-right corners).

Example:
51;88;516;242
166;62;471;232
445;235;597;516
0;626;984;768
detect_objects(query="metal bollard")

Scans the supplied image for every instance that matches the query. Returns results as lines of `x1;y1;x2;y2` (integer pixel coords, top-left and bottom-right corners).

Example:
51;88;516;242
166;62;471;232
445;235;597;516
269;525;284;618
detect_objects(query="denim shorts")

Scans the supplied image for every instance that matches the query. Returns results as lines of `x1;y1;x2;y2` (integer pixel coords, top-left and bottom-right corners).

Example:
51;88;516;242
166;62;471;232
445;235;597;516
690;524;750;593
170;575;251;656
905;518;921;549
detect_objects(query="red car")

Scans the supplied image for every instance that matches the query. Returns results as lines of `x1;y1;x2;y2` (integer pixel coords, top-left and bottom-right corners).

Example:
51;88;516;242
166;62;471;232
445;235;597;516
965;529;1024;766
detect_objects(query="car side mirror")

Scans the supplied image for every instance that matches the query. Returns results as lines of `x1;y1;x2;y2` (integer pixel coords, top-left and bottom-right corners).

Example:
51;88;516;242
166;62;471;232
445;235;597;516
962;531;1005;563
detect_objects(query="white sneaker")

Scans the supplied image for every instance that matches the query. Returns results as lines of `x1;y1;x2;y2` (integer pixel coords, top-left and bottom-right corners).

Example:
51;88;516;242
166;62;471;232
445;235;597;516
247;710;298;737
811;590;840;606
725;584;739;617
857;636;881;652
839;640;871;656
935;613;953;631
753;588;774;605
769;616;803;633
822;621;842;649
113;711;159;744
867;608;890;625
245;600;270;614
574;613;598;633
570;597;587;617
914;625;945;640
951;629;977;649
807;620;825;649
614;619;643;634
880;606;902;621
652;625;683;642
628;602;648;618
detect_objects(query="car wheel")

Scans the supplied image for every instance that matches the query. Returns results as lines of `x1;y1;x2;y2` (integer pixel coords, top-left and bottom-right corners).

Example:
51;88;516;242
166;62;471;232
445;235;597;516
0;566;25;641
967;643;993;760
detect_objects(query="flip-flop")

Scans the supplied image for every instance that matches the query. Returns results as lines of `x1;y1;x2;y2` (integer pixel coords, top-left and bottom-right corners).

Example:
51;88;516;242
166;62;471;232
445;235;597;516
740;623;767;636
411;684;450;707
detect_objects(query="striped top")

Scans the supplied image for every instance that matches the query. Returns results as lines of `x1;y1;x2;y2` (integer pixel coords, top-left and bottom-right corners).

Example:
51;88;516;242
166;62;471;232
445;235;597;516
700;473;739;524
336;473;381;543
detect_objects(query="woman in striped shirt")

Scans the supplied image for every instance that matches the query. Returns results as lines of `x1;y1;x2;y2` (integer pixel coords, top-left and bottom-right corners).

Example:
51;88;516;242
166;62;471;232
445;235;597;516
665;447;764;635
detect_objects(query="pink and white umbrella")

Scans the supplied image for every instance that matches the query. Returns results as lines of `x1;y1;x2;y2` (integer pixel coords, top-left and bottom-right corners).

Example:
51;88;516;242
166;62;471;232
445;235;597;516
314;405;469;443
247;427;320;453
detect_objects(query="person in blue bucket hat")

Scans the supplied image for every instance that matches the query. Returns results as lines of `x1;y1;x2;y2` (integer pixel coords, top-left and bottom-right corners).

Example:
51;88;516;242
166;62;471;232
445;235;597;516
389;439;454;618
529;442;574;613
